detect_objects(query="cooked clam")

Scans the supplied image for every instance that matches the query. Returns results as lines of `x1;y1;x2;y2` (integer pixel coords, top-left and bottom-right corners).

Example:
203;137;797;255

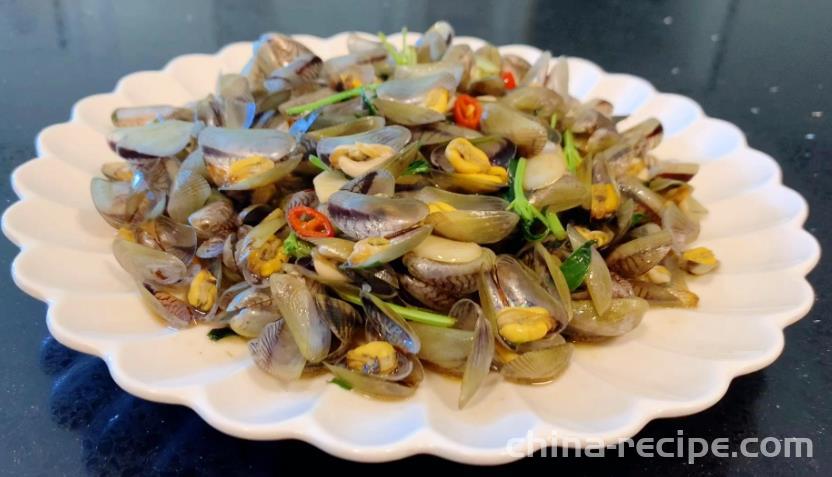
200;127;298;190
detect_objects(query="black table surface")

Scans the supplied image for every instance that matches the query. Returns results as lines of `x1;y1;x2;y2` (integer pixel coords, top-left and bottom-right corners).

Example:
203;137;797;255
1;0;829;475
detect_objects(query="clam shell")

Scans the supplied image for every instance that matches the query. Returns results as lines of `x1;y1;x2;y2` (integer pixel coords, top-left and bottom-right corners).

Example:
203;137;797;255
107;120;200;160
326;191;429;240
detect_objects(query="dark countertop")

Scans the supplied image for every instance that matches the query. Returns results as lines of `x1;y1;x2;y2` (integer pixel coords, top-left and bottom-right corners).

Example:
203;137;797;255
0;0;828;475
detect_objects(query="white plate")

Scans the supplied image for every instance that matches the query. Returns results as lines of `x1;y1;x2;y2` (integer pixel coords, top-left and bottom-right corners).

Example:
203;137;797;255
1;32;820;464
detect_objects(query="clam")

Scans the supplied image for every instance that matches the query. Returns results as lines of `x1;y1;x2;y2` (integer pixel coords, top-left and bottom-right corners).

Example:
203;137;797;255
415;21;454;63
403;235;495;296
480;102;548;157
112;239;187;286
468;44;504;96
242;33;315;96
441;44;474;90
618;175;666;217
523;141;567;191
662;202;700;251
518;51;552;88
410;122;482;146
498;336;573;384
324;357;423;399
631;280;699;308
111;105;192;128
502;54;531;83
313;169;349;203
343;225;433;268
305;116;385;143
187;199;238;239
649;161;699;182
360;286;421;355
235;208;288;285
107;120;200;160
321;47;391;89
478;255;569;348
249;320;306;380
606;230;673;277
339;169;396;197
326;191;428;240
140;282;200;328
316;125;411;178
167;150;211;223
215;74;256;128
346;33;382;53
597;118;664;172
101;162;134;182
91;177;166;228
282;189;319;214
411;321;472;372
263;53;323;96
199;126;298;190
315;294;363;360
323;287;423;398
456;299;495;408
500;86;565;123
269;273;332;363
128;215;198;265
225;286;282;337
565;298;648;341
399;274;459;312
546;55;571;98
373;73;459;126
344;225;433;269
531;243;572;321
393;61;464;84
428;136;515;193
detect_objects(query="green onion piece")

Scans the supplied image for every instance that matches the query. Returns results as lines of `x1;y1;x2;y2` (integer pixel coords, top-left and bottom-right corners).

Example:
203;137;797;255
336;291;455;327
207;327;238;341
286;84;380;116
508;157;551;241
544;208;567;240
330;377;353;390
560;240;595;291
378;28;417;66
631;212;647;227
308;154;328;171
549;112;558;130
403;158;430;175
563;129;583;173
282;231;313;259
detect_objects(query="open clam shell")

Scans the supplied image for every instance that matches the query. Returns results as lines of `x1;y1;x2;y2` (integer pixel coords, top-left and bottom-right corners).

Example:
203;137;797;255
199;126;298;190
316;126;411;178
410;186;519;244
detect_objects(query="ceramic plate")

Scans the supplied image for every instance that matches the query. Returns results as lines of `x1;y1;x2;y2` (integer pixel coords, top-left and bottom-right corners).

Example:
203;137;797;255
2;32;820;464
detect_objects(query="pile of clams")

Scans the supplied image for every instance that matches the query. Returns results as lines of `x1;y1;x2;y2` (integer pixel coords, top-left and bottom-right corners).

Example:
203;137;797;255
95;21;717;407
